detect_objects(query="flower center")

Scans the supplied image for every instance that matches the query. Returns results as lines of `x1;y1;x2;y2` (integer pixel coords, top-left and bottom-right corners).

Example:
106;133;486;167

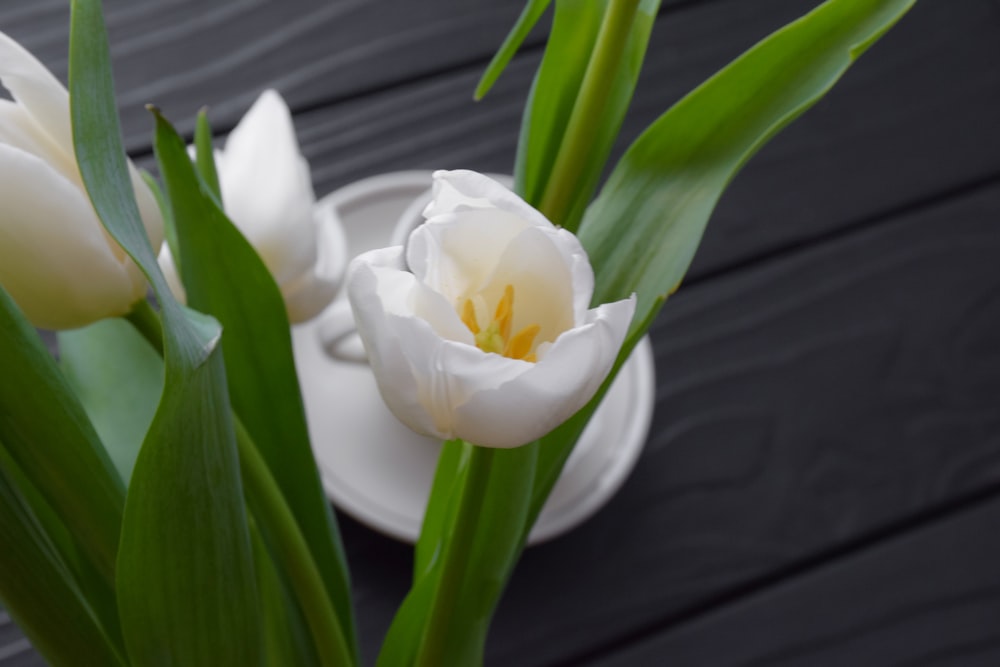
460;284;540;362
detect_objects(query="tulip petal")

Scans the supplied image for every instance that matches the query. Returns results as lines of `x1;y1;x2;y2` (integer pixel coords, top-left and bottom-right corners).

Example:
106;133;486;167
422;170;594;322
0;32;162;267
407;208;531;301
0;30;74;162
425;169;552;231
0;143;139;329
281;210;345;323
0;99;71;175
156;245;188;304
347;247;445;438
451;296;636;448
218;90;316;286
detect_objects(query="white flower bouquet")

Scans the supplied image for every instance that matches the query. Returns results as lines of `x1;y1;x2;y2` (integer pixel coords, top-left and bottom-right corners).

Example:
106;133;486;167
0;0;915;665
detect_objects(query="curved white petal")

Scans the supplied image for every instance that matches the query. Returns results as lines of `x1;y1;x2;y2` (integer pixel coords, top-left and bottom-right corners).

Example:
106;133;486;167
156;244;188;304
347;247;444;438
0;144;139;329
219;90;316;285
0;30;73;160
406;208;531;301
476;224;575;346
281;200;346;322
451;296;636;447
425;170;552;231
130;163;164;256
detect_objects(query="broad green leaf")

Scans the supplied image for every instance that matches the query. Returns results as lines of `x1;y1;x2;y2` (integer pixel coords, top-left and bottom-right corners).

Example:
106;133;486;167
516;0;659;232
251;521;321;667
583;0;919;327
70;1;262;664
156;113;357;662
0;445;126;666
474;0;551;100
0;285;124;588
59;318;164;485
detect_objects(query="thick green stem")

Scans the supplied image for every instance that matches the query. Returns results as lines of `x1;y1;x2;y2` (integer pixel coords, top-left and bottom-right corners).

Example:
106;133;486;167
124;300;353;667
415;444;495;667
234;419;353;667
538;0;641;228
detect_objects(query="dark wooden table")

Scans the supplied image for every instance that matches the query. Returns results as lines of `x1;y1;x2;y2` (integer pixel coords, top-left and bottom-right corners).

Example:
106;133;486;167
3;0;1000;664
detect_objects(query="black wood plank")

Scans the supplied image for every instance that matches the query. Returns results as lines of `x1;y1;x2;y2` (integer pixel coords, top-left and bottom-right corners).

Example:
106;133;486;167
583;493;1000;666
291;0;1000;282
0;0;539;151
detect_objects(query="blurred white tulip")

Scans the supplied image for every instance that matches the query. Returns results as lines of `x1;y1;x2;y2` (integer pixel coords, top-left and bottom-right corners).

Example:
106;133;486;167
0;31;163;330
158;90;343;323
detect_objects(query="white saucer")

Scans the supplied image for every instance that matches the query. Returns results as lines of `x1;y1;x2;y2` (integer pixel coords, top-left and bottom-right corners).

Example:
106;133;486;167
292;171;655;545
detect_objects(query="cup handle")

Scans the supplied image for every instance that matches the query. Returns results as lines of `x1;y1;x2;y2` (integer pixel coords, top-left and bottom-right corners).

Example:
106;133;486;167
317;300;368;364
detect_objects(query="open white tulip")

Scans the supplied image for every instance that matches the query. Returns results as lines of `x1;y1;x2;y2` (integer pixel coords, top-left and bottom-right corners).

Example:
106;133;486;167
347;170;636;448
0;31;163;330
158;89;342;323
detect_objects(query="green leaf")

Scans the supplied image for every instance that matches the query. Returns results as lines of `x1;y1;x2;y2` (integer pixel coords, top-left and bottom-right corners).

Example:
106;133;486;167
250;522;321;667
153;112;357;663
0;285;124;589
142;169;179;272
194;109;222;201
474;0;552;100
516;0;659;232
581;0;918;328
69;1;262;664
0;448;126;666
59;318;164;485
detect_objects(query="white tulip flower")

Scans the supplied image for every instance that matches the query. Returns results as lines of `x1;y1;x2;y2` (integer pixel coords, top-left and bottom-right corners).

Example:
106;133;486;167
0;31;163;330
346;170;636;448
158;90;342;323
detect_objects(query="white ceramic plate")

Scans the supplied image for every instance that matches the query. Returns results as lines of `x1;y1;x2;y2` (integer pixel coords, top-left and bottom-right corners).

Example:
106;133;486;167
292;171;655;545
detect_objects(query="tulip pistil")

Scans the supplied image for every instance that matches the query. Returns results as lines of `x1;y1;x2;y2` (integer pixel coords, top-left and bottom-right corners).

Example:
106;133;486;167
461;284;539;362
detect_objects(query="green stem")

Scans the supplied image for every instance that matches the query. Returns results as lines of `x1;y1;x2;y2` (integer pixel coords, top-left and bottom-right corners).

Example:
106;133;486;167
234;419;353;667
538;0;641;228
124;300;353;667
125;298;163;355
415;444;495;667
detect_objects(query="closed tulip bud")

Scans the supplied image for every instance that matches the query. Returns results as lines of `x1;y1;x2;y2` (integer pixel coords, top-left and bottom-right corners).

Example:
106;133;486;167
0;31;163;330
158;90;342;324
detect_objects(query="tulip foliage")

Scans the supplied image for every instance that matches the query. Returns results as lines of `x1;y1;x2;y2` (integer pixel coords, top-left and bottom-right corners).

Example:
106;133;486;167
0;0;916;666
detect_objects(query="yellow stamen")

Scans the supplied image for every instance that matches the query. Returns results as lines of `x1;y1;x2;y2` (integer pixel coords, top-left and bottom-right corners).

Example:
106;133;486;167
505;324;540;360
459;284;541;362
495;284;514;341
461;298;480;334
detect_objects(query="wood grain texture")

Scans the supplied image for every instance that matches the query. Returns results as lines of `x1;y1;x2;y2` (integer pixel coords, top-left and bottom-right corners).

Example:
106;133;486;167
583;494;1000;666
474;180;1000;666
0;613;40;666
290;0;1000;280
0;0;539;151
